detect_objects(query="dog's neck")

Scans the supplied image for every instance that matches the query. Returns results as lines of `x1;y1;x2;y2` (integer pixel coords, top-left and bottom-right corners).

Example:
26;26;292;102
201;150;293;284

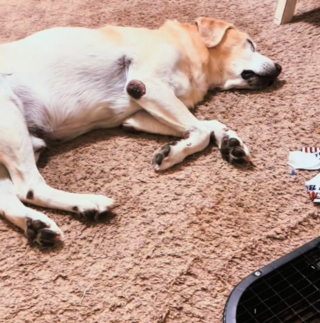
162;20;225;92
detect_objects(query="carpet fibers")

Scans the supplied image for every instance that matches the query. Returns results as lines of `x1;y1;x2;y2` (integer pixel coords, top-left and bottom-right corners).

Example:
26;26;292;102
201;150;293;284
0;0;319;322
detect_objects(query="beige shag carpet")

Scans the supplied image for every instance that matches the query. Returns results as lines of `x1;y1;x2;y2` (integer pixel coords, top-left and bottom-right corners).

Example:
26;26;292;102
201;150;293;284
0;0;319;322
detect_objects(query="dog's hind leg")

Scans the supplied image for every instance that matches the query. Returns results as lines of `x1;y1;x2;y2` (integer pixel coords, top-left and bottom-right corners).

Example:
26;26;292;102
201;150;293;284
0;163;64;246
0;85;114;225
30;135;46;163
123;110;182;137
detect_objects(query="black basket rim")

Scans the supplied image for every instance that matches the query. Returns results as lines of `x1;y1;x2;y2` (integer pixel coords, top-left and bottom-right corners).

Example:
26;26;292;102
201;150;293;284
223;236;320;323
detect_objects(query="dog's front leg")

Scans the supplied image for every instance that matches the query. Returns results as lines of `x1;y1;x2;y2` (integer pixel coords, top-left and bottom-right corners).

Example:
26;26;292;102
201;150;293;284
125;79;251;170
126;79;210;171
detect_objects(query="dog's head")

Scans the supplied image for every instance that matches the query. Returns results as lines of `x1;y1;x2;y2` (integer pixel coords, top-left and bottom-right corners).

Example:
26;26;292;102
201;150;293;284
195;17;282;90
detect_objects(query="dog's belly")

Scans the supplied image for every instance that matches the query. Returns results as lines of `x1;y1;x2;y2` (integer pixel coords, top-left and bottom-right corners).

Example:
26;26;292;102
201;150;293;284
50;100;141;140
0;27;142;141
7;72;140;141
13;78;141;141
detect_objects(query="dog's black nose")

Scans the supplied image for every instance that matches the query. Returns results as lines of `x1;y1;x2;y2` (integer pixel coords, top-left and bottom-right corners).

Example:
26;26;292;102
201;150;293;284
275;63;282;74
267;64;282;87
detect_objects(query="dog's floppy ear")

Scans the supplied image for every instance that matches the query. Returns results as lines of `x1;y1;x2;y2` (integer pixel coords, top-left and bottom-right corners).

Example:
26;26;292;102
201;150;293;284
195;17;234;48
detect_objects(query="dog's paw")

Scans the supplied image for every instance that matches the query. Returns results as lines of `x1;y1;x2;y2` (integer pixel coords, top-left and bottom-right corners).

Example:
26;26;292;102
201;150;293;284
26;218;64;247
220;135;253;165
152;141;180;171
72;195;115;220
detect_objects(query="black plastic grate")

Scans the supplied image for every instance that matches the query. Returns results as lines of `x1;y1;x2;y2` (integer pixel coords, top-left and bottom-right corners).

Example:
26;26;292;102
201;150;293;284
224;238;320;323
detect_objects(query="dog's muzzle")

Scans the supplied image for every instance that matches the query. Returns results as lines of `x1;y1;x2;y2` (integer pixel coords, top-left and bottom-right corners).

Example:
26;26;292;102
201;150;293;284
241;63;282;88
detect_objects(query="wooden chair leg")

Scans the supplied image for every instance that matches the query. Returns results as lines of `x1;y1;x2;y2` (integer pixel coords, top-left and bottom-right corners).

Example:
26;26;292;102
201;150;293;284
274;0;298;25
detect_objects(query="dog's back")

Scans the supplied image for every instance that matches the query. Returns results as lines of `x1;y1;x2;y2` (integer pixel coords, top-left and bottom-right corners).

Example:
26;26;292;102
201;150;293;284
0;23;210;141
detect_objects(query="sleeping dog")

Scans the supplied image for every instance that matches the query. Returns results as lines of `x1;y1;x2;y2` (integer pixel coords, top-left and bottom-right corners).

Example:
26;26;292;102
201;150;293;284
0;17;281;246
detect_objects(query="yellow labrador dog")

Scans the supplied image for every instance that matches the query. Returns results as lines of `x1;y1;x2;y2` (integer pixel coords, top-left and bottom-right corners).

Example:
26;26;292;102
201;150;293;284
0;17;281;246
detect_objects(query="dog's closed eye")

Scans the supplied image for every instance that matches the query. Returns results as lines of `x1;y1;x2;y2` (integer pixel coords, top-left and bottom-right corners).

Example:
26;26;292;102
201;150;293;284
247;39;255;52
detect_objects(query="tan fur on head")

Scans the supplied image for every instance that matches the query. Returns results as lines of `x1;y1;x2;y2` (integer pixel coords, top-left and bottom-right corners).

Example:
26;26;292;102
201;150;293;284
191;17;281;90
195;17;234;48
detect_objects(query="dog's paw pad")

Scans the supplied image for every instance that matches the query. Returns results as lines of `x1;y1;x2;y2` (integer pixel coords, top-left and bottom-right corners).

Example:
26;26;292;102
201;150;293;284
80;208;109;221
81;209;99;220
26;218;63;247
152;141;177;171
228;138;241;147
220;136;252;165
75;196;115;221
232;146;246;158
153;145;171;166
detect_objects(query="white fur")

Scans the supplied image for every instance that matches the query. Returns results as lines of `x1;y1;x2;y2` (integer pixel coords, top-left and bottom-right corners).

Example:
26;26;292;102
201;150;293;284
0;19;279;245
